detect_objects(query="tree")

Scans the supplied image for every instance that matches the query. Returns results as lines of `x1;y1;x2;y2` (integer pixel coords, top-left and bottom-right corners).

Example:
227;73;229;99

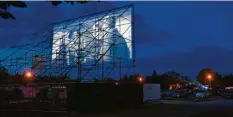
0;1;27;19
0;66;9;84
92;77;100;83
0;1;88;19
196;68;222;91
123;74;129;81
164;71;181;79
145;70;158;83
9;73;25;84
65;75;72;80
214;72;223;86
103;77;114;82
180;76;192;82
128;74;135;81
196;68;215;85
152;69;157;77
159;72;181;89
222;74;233;86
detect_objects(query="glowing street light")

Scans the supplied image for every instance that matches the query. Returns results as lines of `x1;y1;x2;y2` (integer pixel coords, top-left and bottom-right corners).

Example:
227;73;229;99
24;71;34;81
138;77;144;83
25;72;32;78
207;74;212;80
206;74;213;89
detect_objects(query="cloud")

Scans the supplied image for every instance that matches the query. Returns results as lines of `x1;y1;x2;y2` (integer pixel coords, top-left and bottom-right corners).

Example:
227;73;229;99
136;46;233;78
0;2;66;47
0;2;116;47
134;15;174;46
0;2;173;49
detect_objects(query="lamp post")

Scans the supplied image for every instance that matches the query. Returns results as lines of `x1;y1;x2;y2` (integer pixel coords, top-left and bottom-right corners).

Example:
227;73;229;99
137;77;144;84
25;72;32;78
23;71;34;83
207;74;212;89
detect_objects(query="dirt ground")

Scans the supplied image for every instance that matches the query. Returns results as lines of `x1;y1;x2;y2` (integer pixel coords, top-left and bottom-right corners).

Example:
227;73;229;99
1;99;233;117
1;104;232;117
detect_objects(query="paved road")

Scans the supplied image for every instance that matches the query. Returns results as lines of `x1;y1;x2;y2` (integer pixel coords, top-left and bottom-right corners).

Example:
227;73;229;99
162;98;233;109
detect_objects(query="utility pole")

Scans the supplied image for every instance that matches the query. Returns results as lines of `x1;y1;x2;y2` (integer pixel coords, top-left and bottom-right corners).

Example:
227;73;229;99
77;24;82;82
15;57;18;75
119;57;122;80
77;56;81;82
101;56;104;83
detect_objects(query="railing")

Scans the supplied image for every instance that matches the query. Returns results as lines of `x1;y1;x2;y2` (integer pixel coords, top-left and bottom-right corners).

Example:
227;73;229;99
0;83;68;111
0;82;143;112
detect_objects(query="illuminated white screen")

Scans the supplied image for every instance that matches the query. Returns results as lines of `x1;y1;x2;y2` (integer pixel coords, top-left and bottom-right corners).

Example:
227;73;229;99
52;7;133;66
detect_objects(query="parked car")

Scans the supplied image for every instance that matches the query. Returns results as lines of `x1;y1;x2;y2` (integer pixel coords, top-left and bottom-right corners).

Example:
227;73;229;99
172;89;188;98
218;89;233;99
222;92;233;99
172;92;181;98
195;90;210;98
161;90;175;98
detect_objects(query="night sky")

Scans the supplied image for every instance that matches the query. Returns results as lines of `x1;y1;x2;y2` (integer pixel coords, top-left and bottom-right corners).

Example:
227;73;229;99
1;1;233;79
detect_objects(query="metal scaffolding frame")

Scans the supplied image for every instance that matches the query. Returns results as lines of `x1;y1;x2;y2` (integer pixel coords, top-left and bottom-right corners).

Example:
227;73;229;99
0;5;135;81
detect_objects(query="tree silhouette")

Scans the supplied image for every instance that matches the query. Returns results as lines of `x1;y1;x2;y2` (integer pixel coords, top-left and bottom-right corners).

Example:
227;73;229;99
145;70;158;83
180;76;192;82
92;77;100;83
222;74;233;86
152;69;157;77
159;73;180;89
214;72;223;86
196;68;215;85
9;73;25;84
0;1;88;20
0;66;9;84
128;74;136;81
123;74;129;81
0;1;27;19
164;71;181;79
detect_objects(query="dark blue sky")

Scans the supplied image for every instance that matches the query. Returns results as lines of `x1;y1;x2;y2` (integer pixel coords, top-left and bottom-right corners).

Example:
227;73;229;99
1;1;233;79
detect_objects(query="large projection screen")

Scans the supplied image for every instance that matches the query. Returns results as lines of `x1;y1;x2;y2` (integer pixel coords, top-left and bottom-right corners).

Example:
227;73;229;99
51;5;133;67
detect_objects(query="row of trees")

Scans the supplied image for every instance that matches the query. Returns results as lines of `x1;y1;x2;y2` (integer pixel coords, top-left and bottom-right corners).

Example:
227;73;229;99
0;66;74;84
145;70;190;89
145;69;233;89
196;68;233;87
1;65;233;88
0;65;142;84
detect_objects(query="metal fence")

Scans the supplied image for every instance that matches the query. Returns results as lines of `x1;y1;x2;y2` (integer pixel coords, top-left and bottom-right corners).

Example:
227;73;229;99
0;83;69;111
1;82;144;112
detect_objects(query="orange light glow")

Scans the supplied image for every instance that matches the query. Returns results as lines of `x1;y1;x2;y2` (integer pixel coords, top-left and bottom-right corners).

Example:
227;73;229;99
138;77;143;83
169;85;172;90
207;74;212;80
25;72;32;78
176;84;181;88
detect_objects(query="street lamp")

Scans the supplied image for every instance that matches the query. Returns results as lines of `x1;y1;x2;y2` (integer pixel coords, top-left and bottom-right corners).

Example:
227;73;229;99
25;72;32;78
206;74;212;88
207;74;212;80
137;77;144;83
24;71;34;81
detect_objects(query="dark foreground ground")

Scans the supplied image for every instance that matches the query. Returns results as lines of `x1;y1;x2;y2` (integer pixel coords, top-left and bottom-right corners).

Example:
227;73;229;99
1;99;233;117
